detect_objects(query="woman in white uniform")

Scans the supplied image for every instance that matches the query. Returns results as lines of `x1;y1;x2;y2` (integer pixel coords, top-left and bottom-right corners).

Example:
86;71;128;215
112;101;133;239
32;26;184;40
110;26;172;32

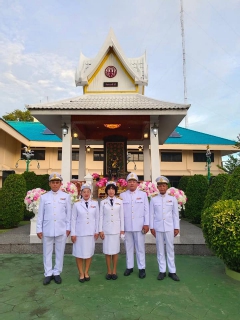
99;181;124;280
71;184;99;283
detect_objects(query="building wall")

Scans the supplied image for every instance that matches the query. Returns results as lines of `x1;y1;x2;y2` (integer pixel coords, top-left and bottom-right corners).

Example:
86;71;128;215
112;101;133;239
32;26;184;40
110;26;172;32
0;131;225;187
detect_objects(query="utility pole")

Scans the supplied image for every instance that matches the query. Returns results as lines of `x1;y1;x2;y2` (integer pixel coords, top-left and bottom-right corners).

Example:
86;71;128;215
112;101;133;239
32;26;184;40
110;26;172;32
180;0;188;128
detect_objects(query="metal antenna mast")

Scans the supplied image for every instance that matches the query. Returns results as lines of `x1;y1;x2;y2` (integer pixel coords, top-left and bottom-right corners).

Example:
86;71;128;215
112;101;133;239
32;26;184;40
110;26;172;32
180;0;188;128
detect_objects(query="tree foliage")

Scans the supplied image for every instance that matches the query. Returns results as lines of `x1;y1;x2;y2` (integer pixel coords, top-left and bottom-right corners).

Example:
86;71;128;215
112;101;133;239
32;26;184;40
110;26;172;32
185;175;208;223
217;154;240;174
203;174;229;210
177;176;192;193
235;133;240;149
0;174;26;228
2;109;34;121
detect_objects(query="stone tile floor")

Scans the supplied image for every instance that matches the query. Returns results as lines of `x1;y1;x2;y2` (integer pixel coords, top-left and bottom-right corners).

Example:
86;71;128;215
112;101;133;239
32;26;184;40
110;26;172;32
0;254;239;319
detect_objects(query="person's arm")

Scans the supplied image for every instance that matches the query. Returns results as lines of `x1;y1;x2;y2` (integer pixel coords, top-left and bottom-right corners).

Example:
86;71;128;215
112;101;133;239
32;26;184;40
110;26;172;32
71;203;77;243
142;191;149;233
36;196;44;239
99;201;105;240
120;201;124;234
172;197;180;236
149;197;156;237
94;201;100;240
66;194;71;237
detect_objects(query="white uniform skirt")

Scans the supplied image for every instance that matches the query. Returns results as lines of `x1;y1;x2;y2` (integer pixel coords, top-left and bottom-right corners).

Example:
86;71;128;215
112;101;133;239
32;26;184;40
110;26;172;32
72;235;95;259
103;234;120;255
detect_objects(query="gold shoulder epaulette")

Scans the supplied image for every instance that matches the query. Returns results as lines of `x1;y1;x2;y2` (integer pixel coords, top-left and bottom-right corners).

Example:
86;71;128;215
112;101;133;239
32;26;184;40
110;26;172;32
116;196;123;200
101;196;107;201
151;194;158;198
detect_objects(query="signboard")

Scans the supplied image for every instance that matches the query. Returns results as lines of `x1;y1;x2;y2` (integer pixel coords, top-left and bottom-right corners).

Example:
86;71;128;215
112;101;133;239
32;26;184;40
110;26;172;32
103;82;118;87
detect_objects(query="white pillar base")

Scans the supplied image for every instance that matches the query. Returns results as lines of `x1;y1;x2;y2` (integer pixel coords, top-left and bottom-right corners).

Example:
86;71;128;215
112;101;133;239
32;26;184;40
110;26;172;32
30;209;42;243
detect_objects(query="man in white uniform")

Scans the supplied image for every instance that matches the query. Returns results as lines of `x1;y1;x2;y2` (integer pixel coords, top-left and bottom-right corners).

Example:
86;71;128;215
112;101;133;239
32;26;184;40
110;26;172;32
121;172;149;279
150;176;180;281
37;173;71;285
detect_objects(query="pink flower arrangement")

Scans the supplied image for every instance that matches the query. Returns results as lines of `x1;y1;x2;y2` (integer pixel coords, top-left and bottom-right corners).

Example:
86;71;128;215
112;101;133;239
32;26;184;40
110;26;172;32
167;187;187;210
96;177;108;187
138;181;159;198
60;182;78;204
117;178;127;187
24;188;46;212
92;173;100;180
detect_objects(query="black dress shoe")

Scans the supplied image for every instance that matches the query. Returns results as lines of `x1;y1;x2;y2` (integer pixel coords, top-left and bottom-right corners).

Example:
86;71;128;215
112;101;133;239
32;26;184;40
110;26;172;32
84;276;90;281
79;278;85;283
53;275;62;284
139;269;146;279
157;272;166;280
124;268;133;276
106;274;112;280
168;272;180;281
112;274;118;280
43;276;53;285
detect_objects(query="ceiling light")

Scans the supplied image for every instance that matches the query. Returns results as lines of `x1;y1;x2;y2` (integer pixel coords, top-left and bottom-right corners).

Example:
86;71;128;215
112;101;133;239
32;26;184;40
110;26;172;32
104;124;121;129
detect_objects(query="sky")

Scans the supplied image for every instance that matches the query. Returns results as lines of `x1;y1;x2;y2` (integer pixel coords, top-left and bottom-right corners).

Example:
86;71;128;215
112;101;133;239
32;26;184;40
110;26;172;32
0;0;239;141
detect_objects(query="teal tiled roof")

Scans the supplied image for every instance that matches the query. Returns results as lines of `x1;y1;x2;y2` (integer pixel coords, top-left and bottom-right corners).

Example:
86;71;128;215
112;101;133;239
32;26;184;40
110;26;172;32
6;121;62;142
165;127;235;145
5;121;235;146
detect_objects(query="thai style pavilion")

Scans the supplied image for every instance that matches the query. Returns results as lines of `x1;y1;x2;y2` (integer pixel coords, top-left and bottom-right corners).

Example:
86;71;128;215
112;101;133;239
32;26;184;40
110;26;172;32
26;30;190;182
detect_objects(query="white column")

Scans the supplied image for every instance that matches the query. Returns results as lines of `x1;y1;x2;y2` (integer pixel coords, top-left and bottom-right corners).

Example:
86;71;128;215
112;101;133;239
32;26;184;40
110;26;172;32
78;140;86;180
143;139;151;181
61;115;72;182
150;117;160;182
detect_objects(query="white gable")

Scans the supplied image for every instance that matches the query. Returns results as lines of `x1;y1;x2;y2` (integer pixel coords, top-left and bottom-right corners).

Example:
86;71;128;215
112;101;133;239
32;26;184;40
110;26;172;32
75;29;148;88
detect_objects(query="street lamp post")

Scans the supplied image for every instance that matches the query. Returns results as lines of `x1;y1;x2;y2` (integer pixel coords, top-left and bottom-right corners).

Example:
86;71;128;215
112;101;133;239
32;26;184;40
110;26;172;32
15;146;40;172
206;145;211;182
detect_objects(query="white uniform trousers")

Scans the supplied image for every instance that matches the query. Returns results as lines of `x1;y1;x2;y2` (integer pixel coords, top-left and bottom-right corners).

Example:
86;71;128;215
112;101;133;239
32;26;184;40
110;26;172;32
156;231;176;273
43;234;66;277
125;231;145;269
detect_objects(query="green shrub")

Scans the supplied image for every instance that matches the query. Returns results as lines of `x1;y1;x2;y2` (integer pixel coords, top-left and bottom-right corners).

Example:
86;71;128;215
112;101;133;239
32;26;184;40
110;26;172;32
22;171;38;191
0;174;26;228
185;174;208;223
203;174;229;209
37;174;50;191
222;166;240;200
22;172;50;220
202;200;240;272
177;176;192;217
178;176;192;193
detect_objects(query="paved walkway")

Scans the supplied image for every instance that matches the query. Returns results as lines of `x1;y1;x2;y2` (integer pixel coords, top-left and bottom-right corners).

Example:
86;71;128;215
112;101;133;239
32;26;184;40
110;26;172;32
0;254;239;320
0;220;212;255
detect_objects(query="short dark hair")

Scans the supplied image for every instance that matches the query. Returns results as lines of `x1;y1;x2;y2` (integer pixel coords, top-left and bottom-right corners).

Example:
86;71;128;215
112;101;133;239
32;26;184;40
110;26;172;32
105;184;118;195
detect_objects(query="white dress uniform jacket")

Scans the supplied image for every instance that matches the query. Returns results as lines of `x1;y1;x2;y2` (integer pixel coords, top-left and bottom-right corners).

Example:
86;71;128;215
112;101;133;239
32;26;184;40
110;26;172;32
37;190;71;236
150;194;179;231
71;199;99;236
99;197;124;234
121;189;149;231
